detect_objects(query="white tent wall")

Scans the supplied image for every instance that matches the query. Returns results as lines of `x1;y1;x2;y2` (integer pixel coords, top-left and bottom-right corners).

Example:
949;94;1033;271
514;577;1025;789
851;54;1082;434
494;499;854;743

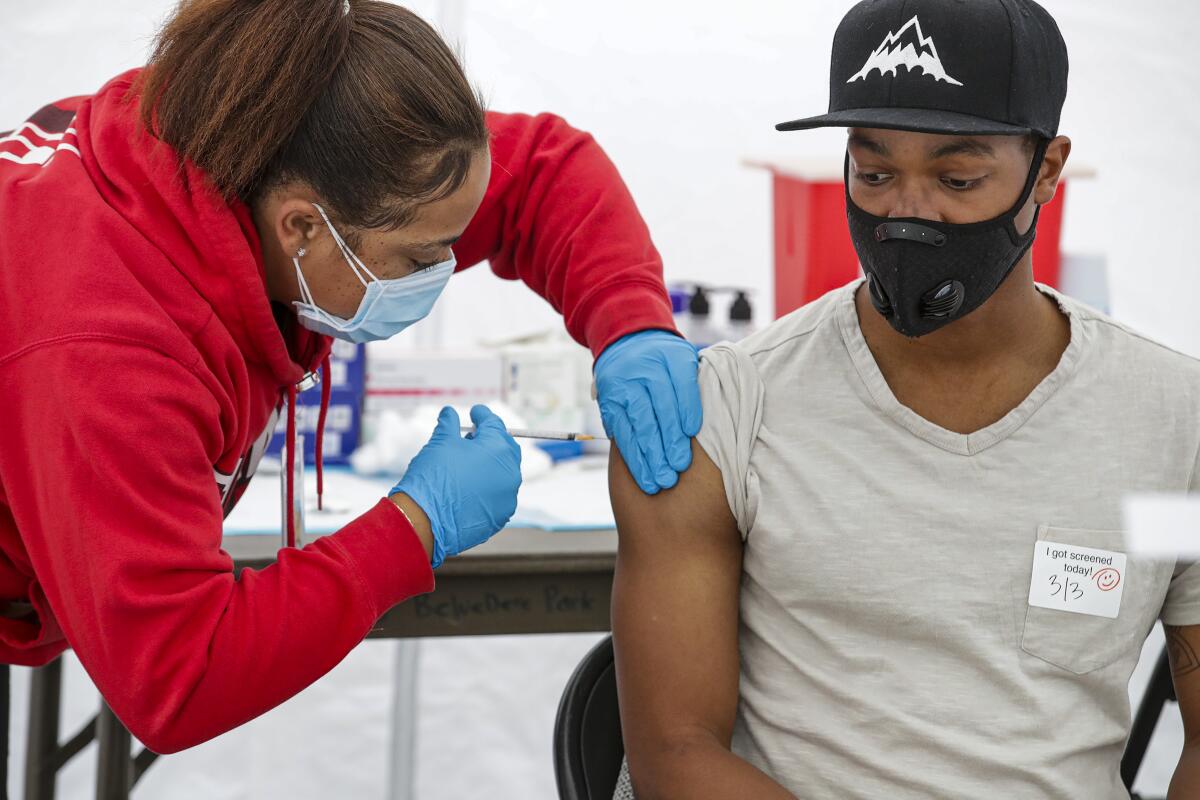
1;1;1196;798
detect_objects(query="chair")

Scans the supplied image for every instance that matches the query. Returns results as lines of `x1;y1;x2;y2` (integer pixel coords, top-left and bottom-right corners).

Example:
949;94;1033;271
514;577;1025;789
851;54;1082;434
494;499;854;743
1123;645;1175;800
553;636;624;800
554;637;1175;800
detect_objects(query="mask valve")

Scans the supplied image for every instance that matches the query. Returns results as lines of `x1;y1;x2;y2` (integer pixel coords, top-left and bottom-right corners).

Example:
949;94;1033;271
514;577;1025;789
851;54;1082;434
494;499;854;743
867;273;893;316
920;280;966;319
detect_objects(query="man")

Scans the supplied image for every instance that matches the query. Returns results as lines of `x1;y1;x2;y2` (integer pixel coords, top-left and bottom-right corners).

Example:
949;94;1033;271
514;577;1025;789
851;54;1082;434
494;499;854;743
610;1;1200;798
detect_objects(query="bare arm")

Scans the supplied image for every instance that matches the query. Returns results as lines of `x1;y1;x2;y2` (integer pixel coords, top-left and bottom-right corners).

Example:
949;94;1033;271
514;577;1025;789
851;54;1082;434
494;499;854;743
1167;624;1200;799
610;442;795;800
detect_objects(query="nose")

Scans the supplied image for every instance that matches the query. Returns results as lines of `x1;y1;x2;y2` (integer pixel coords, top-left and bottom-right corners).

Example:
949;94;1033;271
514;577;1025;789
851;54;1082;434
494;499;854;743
887;182;942;222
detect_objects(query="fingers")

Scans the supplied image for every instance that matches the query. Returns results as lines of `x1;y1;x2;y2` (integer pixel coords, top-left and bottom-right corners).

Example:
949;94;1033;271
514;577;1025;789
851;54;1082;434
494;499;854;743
647;373;691;475
469;405;521;462
605;405;658;495
629;385;678;490
432;406;461;440
469;404;506;432
607;385;674;494
667;341;703;438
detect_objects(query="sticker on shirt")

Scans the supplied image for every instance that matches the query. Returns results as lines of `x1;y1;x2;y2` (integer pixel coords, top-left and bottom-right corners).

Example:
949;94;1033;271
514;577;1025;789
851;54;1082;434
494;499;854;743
1027;541;1127;619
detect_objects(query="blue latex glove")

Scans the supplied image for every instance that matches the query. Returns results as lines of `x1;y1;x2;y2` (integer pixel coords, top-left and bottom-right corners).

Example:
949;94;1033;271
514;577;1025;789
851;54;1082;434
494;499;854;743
594;330;702;495
392;406;522;568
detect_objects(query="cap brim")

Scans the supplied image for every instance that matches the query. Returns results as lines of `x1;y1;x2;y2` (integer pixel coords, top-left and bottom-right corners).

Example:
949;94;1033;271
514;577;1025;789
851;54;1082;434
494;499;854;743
776;107;1033;136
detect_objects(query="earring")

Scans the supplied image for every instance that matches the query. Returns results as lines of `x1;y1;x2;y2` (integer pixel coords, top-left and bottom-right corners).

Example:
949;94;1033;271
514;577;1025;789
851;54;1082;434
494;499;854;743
296;247;307;258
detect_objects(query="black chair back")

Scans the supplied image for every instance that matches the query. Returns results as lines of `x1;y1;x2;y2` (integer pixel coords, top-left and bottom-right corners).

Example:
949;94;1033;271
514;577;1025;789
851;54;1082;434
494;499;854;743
551;637;1171;799
553;636;624;800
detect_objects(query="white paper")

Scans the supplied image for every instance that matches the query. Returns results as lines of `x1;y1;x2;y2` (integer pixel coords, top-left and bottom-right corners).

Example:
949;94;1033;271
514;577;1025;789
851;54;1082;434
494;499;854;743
1028;540;1126;619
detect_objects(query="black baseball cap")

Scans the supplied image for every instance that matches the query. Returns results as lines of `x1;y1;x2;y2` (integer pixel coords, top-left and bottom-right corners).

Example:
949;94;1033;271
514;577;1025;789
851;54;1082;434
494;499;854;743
777;0;1068;138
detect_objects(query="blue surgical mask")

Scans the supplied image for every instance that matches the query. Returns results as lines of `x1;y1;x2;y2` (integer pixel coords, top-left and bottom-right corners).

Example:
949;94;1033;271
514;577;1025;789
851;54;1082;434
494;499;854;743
292;203;455;343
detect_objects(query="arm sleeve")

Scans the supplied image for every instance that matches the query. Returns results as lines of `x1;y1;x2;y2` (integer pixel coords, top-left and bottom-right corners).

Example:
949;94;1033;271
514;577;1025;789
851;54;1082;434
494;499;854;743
452;111;677;358
1160;443;1200;626
0;340;434;753
694;343;765;539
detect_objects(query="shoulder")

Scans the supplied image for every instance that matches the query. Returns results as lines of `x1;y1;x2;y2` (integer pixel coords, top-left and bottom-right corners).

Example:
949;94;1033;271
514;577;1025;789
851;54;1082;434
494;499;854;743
1052;287;1200;392
694;284;856;533
699;281;855;388
741;282;853;359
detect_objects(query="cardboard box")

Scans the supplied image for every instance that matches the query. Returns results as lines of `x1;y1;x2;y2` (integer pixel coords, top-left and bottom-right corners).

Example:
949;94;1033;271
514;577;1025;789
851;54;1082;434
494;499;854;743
268;343;366;464
364;349;503;413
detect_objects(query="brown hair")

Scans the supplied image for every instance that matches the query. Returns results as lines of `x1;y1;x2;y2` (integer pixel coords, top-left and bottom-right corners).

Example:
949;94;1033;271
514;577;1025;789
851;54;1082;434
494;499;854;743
137;0;488;229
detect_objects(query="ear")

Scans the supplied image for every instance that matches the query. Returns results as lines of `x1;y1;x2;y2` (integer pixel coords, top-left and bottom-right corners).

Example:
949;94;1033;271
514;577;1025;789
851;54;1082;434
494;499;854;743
269;186;324;258
1033;136;1072;206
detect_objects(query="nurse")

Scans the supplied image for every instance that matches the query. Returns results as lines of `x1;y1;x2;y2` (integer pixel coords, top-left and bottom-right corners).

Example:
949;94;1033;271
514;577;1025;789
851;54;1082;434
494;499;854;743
0;0;698;752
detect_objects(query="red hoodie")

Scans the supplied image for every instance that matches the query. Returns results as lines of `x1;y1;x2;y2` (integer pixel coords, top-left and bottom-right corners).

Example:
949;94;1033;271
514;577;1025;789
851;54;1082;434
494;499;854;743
0;70;674;753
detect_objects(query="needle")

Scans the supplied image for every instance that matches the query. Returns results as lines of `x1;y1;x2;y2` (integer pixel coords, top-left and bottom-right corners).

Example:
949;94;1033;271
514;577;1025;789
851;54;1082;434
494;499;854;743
460;427;607;442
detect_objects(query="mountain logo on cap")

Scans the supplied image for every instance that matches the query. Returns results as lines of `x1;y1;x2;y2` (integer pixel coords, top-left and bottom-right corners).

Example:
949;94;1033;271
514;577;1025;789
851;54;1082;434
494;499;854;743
847;15;963;87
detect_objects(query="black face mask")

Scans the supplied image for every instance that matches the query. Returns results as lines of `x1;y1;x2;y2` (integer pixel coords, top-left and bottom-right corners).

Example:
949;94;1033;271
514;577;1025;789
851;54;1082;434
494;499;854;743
845;139;1049;338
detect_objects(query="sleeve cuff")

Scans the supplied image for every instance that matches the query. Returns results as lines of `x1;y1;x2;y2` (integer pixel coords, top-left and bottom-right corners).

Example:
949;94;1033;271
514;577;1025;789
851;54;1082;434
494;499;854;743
328;499;436;619
1161;605;1200;628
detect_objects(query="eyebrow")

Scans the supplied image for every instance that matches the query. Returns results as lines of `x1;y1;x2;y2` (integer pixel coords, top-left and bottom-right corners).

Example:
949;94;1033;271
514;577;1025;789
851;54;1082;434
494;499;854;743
846;135;999;161
847;135;888;156
928;138;997;159
405;234;462;253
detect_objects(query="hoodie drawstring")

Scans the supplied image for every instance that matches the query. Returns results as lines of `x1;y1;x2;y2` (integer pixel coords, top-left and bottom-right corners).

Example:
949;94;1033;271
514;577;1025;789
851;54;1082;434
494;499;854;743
315;355;331;512
284;357;331;545
285;384;298;549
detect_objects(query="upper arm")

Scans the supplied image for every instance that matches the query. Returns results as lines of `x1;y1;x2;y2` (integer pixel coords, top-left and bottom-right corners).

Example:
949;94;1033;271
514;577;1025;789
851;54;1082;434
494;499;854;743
453;111;671;356
452;111;596;274
1167;445;1200;746
1166;624;1200;745
610;439;744;780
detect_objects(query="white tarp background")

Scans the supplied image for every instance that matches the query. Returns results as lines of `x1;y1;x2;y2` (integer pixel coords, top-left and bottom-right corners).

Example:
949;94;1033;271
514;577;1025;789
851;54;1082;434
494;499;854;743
2;1;1197;798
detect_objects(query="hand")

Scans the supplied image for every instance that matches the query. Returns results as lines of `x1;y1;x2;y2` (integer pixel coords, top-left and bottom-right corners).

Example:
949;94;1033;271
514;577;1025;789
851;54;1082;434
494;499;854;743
594;330;702;495
391;406;522;568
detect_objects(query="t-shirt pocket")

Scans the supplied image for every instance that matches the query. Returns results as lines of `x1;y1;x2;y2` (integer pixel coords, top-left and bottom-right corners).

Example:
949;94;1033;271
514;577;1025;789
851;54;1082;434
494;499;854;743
1019;525;1172;675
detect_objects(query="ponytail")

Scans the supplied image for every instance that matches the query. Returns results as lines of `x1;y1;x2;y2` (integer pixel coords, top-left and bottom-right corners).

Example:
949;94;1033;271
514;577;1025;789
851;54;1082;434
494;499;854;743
139;0;351;201
138;1;488;228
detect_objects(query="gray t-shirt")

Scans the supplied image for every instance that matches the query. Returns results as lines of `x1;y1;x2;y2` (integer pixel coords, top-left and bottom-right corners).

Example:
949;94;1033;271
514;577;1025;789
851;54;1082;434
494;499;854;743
615;281;1200;800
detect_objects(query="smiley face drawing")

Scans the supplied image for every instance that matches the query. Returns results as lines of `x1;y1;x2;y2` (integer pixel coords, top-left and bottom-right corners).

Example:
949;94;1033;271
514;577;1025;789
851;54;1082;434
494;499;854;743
1094;568;1121;592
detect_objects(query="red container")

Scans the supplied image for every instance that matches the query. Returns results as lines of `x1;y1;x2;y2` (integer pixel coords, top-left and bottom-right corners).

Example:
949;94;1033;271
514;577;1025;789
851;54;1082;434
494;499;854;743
767;170;1068;319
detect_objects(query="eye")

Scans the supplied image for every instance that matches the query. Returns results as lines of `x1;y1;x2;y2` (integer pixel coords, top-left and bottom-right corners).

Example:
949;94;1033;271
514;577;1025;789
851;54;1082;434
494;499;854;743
855;171;892;186
941;176;985;191
411;260;441;273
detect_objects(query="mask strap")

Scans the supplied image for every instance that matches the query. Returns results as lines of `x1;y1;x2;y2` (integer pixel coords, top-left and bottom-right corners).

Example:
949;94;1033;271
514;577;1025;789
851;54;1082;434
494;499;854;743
293;252;348;328
1010;138;1051;215
1002;137;1050;244
293;255;318;307
311;203;382;286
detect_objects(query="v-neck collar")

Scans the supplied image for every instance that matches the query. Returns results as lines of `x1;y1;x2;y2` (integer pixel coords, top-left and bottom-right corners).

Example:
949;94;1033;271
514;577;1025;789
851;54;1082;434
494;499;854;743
836;279;1088;456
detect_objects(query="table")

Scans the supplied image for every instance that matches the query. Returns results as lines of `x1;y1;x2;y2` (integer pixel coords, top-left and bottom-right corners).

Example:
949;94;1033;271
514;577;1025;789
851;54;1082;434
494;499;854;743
22;526;618;800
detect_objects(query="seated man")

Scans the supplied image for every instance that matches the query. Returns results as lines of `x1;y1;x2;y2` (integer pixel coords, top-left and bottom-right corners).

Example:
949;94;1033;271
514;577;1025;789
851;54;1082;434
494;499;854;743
610;1;1200;798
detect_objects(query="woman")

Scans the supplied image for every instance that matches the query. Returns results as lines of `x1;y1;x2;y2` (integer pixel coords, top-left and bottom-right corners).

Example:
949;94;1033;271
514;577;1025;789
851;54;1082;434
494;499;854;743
0;0;698;753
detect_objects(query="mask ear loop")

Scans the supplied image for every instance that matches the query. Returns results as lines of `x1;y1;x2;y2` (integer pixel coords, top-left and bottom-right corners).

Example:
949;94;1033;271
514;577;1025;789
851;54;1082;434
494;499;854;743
292;248;315;305
292;248;347;329
311;203;392;327
312;203;381;285
1002;138;1051;245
